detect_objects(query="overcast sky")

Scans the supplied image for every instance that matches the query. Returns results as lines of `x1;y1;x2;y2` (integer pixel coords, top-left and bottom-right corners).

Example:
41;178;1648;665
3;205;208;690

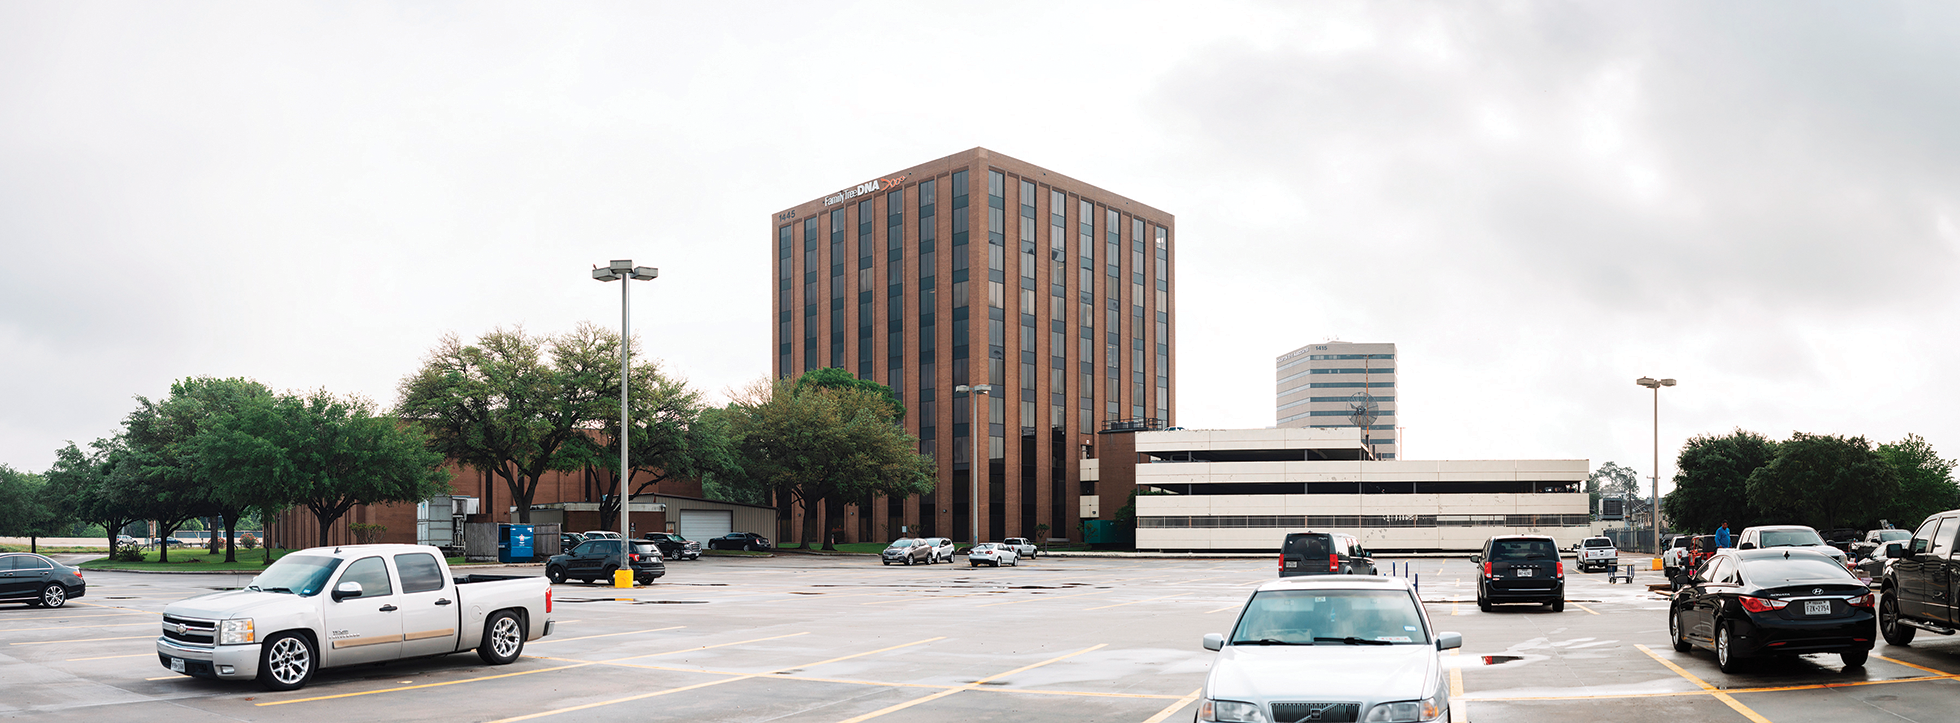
5;2;1957;496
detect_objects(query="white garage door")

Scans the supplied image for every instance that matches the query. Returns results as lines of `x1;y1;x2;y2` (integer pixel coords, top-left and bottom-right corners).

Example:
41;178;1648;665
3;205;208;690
679;509;733;541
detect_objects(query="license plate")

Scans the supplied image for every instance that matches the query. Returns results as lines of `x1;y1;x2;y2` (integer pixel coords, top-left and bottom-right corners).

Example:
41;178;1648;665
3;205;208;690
1286;561;1298;568
1805;600;1831;616
170;657;185;673
1516;568;1533;577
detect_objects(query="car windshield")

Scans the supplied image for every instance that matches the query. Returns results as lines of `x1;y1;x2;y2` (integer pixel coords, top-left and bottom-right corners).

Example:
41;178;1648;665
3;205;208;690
1584;539;1613;547
889;539;915;548
249;555;343;596
1875;530;1910;542
1742;556;1858;585
1232;589;1429;645
1489;539;1557;561
1759;530;1826;547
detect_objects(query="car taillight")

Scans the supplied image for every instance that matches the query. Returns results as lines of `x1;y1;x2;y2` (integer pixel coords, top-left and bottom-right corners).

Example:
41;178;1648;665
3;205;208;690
1483;561;1493;578
1737;596;1790;613
629;553;640;562
1849;593;1874;608
1329;553;1339;570
546;587;553;613
1278;554;1285;571
1556;562;1564;577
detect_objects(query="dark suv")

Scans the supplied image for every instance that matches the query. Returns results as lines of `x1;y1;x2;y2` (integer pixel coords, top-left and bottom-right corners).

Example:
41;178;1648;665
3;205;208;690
641;533;702;561
545;539;666;585
1278;531;1377;577
1472;535;1565;612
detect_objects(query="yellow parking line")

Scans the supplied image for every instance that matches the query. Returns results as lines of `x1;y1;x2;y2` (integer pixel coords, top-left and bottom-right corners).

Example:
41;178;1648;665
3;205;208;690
1464;675;1944;702
1140;687;1203;722
1574;603;1601;615
0;621;157;633
834;644;1107;723
1448;649;1466;723
1875;655;1960;679
528;625;682;644
66;603;162;616
10;635;155;646
1084;593;1189;611
493;636;947;722
67;653;153;661
979;590;1108;607
1634;644;1773;723
258;631;810;707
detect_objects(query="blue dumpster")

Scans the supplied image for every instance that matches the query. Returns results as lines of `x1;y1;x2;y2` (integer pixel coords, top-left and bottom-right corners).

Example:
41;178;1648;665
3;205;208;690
498;524;535;563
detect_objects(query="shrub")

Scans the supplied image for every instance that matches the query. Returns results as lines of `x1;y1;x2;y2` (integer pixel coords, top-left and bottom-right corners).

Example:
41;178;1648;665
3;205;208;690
348;523;387;544
239;533;259;550
111;543;145;562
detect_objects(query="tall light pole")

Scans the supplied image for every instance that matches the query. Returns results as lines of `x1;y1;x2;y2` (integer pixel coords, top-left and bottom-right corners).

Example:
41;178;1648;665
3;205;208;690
955;383;994;545
1635;376;1676;554
593;260;657;546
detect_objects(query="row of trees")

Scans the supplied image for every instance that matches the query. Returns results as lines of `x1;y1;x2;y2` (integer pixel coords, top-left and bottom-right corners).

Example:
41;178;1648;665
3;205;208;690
1662;430;1958;535
394;325;934;550
16;378;451;561
4;323;937;557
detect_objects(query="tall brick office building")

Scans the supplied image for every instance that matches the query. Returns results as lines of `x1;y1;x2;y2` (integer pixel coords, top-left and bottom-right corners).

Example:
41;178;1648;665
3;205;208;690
773;148;1175;544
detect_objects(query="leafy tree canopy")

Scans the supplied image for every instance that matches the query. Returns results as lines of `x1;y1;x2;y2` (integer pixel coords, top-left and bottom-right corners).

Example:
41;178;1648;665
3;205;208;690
793;367;905;423
728;378;933;549
1663;429;1777;534
1746;432;1898;531
1875;434;1959;531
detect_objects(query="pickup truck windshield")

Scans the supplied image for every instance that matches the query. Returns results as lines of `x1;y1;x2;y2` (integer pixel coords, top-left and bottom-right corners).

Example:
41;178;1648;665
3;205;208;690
1232;589;1429;645
250;555;343;597
1760;530;1826;547
1583;539;1614;548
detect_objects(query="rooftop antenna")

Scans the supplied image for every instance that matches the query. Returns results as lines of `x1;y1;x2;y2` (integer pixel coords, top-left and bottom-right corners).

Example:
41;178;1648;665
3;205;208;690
1347;353;1379;459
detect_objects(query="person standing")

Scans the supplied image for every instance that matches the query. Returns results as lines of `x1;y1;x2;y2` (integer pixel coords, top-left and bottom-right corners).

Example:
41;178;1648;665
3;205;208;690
1715;522;1732;549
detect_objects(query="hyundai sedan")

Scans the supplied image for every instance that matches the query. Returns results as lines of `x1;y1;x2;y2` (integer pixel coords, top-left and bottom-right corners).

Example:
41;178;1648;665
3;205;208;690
1198;576;1460;723
1669;547;1874;672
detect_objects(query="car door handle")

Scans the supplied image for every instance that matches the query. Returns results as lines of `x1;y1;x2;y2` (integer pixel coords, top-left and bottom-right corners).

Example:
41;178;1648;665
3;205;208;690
435;598;452;606
379;604;399;612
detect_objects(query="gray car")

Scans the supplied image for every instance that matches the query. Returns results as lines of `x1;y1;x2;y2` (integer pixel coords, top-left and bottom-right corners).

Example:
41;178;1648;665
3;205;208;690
1198;575;1459;723
881;539;933;566
0;552;87;608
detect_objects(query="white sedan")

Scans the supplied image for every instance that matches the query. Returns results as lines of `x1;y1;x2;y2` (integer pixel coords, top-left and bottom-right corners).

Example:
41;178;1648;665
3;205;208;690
968;543;1020;567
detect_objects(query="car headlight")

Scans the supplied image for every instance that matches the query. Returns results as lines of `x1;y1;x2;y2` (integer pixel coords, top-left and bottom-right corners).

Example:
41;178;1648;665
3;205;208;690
219;618;255;645
1363;692;1444;722
1198;698;1267;723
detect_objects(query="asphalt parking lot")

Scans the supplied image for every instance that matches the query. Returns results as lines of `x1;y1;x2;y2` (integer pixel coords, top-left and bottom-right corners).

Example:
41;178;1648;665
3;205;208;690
7;553;1960;722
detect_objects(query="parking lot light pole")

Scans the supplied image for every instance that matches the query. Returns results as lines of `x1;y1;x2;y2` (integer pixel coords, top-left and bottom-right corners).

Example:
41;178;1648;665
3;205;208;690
1636;376;1676;554
593;260;658;548
955;384;994;546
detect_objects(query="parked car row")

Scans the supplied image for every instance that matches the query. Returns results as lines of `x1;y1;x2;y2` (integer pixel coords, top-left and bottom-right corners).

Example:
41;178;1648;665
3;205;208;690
879;537;1029;567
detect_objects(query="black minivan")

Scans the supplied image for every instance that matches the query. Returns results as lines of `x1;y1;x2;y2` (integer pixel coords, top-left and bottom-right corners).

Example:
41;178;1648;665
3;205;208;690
1472;535;1565;611
1278;531;1377;577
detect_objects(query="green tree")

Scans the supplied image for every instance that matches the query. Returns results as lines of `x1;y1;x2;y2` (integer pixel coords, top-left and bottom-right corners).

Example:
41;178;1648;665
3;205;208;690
1663;430;1776;534
42;440;146;553
1875;434;1959;531
120;377;273;562
576;361;740;523
1746;433;1899;531
0;465;63;551
1588;461;1641;519
193;389;300;562
397;324;620;523
728;378;934;550
794;367;905;422
263;391;453;547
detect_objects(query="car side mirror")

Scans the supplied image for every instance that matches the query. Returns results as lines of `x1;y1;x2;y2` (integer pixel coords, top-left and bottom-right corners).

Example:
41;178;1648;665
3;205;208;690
1202;633;1224;651
1468;554;1482;564
1436;632;1462;651
332;581;364;602
1738;542;1756;550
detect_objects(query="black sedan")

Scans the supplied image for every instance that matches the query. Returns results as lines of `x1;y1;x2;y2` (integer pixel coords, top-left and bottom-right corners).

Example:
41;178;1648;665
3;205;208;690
1669;548;1875;672
707;532;772;551
0;552;87;608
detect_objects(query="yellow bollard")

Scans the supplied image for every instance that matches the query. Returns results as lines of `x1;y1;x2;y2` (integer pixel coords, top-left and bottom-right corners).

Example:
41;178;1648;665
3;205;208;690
614;569;634;588
1650;557;1663;571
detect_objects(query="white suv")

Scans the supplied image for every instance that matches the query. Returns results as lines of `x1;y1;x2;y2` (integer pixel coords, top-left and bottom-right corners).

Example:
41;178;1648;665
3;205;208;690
1576;537;1618;572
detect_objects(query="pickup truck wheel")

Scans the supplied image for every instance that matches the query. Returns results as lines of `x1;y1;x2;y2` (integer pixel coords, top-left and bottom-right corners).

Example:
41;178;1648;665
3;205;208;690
257;632;316;691
1880;591;1916;645
477;611;526;665
546;566;567;585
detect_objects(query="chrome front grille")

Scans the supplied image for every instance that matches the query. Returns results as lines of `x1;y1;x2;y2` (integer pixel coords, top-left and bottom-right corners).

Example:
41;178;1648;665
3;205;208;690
1271;702;1360;723
162;614;215;647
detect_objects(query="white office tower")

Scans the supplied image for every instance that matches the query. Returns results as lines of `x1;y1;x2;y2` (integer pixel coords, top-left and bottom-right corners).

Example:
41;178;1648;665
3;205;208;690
1275;341;1397;459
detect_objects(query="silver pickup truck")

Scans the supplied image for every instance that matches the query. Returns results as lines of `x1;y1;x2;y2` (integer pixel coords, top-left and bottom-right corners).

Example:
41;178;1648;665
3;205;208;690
156;544;554;691
1002;537;1039;560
